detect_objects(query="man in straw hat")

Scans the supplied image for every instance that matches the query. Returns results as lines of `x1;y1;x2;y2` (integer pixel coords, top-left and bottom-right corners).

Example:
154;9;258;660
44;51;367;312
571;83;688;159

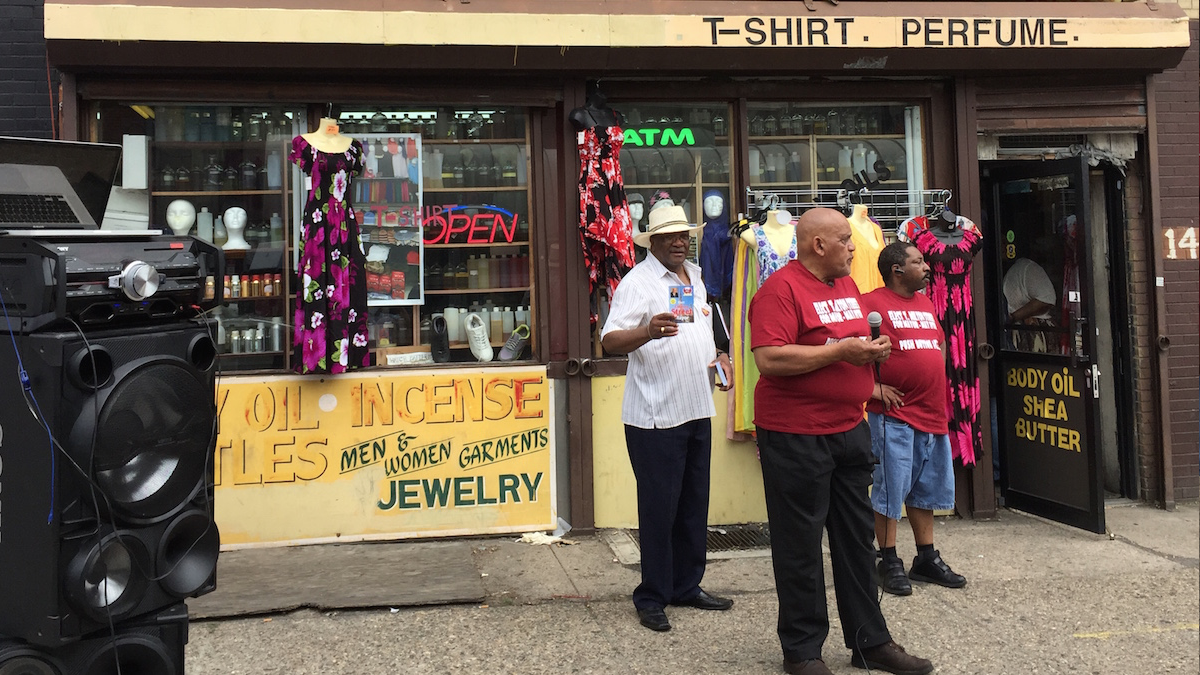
601;204;734;633
749;207;934;675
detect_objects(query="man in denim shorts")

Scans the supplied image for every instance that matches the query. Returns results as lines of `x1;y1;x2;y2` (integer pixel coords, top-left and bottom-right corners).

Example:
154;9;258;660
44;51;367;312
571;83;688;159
861;242;967;596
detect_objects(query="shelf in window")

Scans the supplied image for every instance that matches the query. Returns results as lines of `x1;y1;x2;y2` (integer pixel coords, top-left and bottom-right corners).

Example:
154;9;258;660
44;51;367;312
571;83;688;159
218;350;286;358
223;295;285;303
153;141;285;149
625;183;701;189
748;134;905;142
221;245;284;260
425;241;529;249
424;287;529;294
423;186;527;193
423;138;527;145
448;340;507;349
748;135;815;142
815;179;909;185
150;189;284;197
749;181;812;187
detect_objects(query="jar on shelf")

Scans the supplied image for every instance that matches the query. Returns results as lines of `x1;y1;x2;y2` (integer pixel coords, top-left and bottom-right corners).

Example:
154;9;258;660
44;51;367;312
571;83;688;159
239;160;258;190
230;109;244;141
199;109;215;142
370;111;388;133
222;165;238;191
203;154;223;191
159;165;176;191
247;112;264;142
175;166;191;191
184;108;201;142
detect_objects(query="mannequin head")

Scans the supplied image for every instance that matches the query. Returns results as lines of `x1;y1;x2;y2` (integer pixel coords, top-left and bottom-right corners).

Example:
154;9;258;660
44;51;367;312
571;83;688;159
703;193;724;220
222;206;250;250
165;200;196;235
628;194;645;226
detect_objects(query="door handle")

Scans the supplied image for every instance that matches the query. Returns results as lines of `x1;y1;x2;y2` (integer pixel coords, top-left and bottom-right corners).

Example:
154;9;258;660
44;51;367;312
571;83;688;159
564;358;582;376
580;358;597;378
977;343;995;361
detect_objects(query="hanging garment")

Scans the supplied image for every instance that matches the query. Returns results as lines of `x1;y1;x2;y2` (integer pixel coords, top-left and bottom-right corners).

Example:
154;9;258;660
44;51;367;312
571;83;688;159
1060;215;1081;355
289;135;370;374
577;126;634;322
907;217;984;466
752;223;797;285
731;238;761;434
847;206;885;293
699;189;733;301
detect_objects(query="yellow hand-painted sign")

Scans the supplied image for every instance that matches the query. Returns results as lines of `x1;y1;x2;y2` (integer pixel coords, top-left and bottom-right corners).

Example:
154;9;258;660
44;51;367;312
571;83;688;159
213;367;555;548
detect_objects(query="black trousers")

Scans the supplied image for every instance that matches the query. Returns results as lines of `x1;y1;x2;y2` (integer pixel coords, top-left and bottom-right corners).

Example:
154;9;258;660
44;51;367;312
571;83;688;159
625;419;712;611
758;421;891;662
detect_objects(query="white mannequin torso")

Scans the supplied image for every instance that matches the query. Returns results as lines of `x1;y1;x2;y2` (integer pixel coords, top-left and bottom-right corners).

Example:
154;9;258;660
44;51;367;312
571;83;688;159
301;117;355;154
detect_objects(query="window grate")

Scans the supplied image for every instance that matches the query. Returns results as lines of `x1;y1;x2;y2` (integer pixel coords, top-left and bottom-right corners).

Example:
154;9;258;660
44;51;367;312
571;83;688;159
997;134;1086;149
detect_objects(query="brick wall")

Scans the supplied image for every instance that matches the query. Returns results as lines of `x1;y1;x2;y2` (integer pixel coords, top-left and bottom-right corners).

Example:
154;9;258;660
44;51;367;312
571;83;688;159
0;0;56;139
1155;19;1200;502
1124;168;1163;503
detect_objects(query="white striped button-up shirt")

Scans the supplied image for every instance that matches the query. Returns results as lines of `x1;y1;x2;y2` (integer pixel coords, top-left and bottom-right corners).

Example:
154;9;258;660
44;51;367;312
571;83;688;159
602;254;718;429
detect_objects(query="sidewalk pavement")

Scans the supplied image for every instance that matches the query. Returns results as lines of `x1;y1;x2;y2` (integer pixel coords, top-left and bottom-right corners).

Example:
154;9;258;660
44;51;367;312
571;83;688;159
186;503;1199;674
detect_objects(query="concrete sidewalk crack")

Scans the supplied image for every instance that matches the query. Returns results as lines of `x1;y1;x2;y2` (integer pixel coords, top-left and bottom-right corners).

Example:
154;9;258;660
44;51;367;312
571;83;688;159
551;546;588;598
1111;534;1200;569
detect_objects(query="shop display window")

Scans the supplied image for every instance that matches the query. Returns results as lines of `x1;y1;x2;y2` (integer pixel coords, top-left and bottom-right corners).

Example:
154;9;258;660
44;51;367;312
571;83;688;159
616;103;734;264
340;107;534;367
747;102;926;230
108;103;305;372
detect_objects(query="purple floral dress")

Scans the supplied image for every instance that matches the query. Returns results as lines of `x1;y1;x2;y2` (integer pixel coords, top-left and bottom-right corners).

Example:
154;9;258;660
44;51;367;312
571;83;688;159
913;225;984;466
288;136;369;374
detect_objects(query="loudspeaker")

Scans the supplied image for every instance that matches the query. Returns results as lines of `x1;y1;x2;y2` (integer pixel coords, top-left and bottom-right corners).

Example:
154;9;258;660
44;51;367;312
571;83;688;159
0;321;219;646
0;602;188;675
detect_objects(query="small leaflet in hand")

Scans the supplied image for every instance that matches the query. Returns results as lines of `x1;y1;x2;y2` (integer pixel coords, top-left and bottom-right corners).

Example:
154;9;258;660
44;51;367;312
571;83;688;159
669;285;694;323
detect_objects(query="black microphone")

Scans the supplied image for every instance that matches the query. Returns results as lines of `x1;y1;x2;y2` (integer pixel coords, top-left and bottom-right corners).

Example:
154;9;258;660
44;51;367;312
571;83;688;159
867;311;883;381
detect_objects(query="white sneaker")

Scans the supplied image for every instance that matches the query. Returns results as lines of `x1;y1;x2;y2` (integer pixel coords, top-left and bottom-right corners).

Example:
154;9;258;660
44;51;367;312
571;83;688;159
464;313;493;362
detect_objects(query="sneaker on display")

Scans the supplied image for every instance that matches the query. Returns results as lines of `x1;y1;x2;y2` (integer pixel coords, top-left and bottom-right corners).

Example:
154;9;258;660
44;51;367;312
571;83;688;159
499;324;530;361
464;312;493;362
431;314;450;363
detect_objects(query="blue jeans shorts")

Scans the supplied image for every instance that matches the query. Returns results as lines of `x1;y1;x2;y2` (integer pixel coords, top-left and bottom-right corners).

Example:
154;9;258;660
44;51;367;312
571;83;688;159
868;412;955;521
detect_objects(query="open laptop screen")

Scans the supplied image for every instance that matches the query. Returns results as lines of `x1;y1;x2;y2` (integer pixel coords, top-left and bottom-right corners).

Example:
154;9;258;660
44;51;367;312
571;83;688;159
0;136;122;226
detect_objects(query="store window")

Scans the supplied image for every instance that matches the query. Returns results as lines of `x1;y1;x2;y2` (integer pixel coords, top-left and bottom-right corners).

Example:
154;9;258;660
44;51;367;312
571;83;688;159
747;102;926;235
338;107;534;367
96;103;535;372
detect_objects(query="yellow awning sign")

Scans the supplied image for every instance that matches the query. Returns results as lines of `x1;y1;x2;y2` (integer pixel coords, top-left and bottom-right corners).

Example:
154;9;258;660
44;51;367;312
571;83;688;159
44;3;1189;50
213;368;556;549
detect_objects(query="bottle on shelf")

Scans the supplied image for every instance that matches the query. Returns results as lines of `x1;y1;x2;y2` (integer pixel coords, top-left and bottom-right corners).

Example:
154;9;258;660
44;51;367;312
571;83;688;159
216;313;226;352
490;310;503;344
441;260;455;291
197;207;214;241
501;307;515;338
267;150;282;189
230;330;241;354
240;276;250;298
455;258;469;289
515;306;529;328
488;255;500;288
263;274;274;296
852;143;868;176
478;255;491;289
230;274;241;299
467;255;480;289
838;145;853;181
269;212;282;242
866;148;879;177
786;151;803;183
271;317;283;352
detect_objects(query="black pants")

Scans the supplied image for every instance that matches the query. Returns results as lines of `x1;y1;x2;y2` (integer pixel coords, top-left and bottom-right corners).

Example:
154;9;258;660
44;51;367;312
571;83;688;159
758;421;891;662
625;419;712;611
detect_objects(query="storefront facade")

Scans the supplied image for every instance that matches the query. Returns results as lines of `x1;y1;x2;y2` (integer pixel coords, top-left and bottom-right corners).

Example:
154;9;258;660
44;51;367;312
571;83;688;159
44;0;1191;542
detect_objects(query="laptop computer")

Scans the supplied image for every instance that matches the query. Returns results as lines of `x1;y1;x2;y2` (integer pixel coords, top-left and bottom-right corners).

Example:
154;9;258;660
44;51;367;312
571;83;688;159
0;136;123;231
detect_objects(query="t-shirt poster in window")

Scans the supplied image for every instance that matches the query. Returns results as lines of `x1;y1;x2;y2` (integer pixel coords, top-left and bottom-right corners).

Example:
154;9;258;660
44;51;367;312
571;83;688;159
357;132;424;306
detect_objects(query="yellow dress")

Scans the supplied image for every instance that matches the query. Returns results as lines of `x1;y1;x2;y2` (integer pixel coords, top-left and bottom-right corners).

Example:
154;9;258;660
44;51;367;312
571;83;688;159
731;238;761;433
848;206;885;293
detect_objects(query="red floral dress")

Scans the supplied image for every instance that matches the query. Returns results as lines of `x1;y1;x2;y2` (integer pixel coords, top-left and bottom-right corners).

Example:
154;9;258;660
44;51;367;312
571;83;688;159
289;136;370;374
908;220;984;466
578;126;634;322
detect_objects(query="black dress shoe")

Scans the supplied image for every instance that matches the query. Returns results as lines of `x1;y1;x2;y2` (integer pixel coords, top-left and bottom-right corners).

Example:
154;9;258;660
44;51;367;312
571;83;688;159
784;659;834;675
876;557;912;596
851;640;933;675
637;607;671;632
675;589;733;610
909;550;967;588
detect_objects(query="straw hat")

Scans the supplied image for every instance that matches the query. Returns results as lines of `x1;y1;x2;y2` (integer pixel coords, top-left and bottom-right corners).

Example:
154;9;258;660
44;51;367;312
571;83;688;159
632;204;703;248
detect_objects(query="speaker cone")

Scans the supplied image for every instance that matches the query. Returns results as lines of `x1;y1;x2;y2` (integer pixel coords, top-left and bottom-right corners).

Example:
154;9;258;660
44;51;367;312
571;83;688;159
80;635;176;675
79;360;213;524
157;509;219;597
64;532;149;622
0;650;62;675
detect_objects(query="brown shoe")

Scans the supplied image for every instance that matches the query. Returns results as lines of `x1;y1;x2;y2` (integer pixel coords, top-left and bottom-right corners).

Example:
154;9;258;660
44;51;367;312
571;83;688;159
850;640;933;675
784;659;834;675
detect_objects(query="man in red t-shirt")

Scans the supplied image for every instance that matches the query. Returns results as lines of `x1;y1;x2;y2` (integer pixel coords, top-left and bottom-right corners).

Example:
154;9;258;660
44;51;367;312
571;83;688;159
862;242;967;598
750;208;933;675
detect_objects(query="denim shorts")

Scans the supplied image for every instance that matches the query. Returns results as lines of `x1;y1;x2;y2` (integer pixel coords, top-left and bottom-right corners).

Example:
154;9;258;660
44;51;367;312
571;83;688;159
868;412;955;520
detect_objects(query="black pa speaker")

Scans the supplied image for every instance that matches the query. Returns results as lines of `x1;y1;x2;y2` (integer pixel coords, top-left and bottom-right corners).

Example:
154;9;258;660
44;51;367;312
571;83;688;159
0;322;219;646
0;602;188;675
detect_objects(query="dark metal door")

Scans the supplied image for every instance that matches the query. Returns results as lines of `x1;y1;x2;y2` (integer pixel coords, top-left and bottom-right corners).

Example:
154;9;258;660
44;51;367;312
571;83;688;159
985;158;1105;533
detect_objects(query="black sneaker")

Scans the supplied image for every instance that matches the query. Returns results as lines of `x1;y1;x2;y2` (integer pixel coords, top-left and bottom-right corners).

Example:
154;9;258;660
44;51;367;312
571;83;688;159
909;550;967;588
431;314;451;363
876;556;912;596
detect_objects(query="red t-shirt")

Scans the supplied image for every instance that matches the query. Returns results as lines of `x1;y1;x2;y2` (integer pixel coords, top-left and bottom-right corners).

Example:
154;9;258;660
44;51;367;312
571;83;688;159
749;261;875;435
861;288;949;434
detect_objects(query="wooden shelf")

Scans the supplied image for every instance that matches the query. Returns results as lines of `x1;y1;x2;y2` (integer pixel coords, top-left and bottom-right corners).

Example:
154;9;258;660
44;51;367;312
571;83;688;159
223;295;285;302
154;140;283;149
424;287;529;295
423;186;527;193
423;138;526;145
218;350;285;358
748;134;904;142
625;183;698;189
151;189;284;197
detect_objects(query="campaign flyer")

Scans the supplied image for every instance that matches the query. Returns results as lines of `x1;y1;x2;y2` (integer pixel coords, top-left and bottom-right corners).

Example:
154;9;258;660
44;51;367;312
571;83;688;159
669;285;695;323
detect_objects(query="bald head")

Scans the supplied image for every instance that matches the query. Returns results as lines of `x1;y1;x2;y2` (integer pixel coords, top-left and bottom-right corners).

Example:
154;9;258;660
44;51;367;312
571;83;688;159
796;207;855;283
